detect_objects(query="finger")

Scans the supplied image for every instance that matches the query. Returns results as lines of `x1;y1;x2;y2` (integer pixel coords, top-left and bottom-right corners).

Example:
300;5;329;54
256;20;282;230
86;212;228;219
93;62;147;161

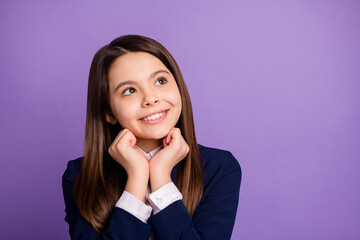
128;132;137;147
166;131;172;145
163;136;169;147
166;128;181;145
171;129;188;152
108;129;128;153
169;128;180;140
163;129;171;146
166;134;171;145
110;129;135;154
120;130;136;147
112;129;129;145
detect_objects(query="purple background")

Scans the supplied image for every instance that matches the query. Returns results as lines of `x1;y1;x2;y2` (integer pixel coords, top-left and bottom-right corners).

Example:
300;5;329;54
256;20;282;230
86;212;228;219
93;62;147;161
1;0;359;239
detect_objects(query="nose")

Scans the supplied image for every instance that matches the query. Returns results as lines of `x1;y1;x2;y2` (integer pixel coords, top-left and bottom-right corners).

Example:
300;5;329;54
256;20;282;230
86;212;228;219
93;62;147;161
142;91;159;107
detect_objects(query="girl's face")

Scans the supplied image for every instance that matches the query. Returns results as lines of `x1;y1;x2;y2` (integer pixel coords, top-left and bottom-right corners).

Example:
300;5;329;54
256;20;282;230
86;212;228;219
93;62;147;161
106;51;182;143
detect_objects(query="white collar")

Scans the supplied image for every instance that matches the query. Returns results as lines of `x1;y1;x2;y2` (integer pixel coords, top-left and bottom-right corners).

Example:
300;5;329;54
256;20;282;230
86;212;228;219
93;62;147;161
136;144;164;161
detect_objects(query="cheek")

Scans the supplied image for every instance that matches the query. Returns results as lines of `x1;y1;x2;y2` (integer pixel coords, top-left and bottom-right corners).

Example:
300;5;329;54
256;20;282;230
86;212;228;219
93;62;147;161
175;89;182;109
112;101;139;126
171;90;182;117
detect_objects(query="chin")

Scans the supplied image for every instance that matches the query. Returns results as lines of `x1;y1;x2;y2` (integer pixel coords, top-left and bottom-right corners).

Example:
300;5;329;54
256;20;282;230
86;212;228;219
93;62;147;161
140;128;170;140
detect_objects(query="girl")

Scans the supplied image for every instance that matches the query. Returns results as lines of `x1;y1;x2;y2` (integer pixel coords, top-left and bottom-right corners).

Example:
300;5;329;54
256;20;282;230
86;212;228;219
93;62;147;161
62;35;241;240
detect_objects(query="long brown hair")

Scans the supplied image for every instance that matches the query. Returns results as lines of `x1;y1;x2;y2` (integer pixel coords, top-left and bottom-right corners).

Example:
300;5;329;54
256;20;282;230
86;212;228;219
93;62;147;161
73;35;203;232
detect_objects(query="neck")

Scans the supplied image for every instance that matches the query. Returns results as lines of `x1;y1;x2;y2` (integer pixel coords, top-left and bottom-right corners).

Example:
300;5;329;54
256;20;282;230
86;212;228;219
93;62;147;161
136;137;163;153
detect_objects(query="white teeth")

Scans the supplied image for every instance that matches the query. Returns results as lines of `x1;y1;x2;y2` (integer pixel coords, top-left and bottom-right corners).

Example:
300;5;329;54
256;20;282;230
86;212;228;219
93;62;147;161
143;111;165;121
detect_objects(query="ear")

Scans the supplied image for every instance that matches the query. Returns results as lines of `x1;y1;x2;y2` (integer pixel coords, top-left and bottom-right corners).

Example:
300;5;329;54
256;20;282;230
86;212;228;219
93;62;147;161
105;112;117;124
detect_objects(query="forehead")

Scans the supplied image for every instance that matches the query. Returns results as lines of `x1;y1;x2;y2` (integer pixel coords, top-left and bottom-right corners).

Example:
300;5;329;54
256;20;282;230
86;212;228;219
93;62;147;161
108;52;169;82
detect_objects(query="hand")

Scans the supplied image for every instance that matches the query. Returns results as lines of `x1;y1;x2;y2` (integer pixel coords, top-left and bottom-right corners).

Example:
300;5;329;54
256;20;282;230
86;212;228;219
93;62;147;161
148;128;189;191
108;129;149;203
108;129;149;177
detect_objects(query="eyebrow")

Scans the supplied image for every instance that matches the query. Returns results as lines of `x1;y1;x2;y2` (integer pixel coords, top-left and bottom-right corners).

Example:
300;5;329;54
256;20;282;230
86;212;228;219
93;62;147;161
114;69;170;93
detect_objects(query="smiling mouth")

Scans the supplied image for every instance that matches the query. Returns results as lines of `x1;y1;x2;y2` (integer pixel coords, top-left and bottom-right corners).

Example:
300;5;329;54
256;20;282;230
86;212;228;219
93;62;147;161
140;110;168;122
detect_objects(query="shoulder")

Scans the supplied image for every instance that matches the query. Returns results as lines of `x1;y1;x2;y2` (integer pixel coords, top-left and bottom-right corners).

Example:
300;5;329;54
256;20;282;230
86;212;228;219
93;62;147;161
197;143;241;183
197;143;241;172
62;157;83;185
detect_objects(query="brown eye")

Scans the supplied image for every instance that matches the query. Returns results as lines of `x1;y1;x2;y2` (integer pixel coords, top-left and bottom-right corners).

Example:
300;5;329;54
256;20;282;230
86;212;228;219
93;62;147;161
122;87;136;96
155;77;167;86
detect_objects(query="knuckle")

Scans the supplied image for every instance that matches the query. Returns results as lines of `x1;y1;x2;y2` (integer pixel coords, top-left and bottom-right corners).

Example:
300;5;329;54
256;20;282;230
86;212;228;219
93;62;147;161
108;144;114;152
115;143;122;152
185;146;189;153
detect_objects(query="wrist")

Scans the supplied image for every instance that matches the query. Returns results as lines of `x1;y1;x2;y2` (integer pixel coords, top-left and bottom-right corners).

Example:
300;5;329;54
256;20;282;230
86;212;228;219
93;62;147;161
149;161;171;175
149;169;172;192
126;164;149;179
125;175;149;203
127;169;149;179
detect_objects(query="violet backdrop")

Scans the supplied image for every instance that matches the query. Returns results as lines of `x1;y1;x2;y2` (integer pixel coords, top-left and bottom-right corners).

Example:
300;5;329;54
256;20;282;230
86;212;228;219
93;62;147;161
0;0;359;239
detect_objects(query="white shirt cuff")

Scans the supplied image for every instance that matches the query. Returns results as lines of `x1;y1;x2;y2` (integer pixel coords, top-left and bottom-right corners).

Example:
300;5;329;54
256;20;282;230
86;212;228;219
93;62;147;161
147;182;183;215
115;191;153;223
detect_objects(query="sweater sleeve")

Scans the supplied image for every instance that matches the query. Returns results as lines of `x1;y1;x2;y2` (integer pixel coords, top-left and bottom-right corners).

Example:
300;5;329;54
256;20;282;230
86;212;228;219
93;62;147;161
147;151;242;240
147;182;183;215
115;190;153;223
62;160;152;240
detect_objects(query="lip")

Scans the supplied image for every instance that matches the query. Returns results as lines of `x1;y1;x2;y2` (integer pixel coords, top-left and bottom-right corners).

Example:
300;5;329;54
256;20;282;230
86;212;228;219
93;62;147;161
139;109;168;120
139;109;168;125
